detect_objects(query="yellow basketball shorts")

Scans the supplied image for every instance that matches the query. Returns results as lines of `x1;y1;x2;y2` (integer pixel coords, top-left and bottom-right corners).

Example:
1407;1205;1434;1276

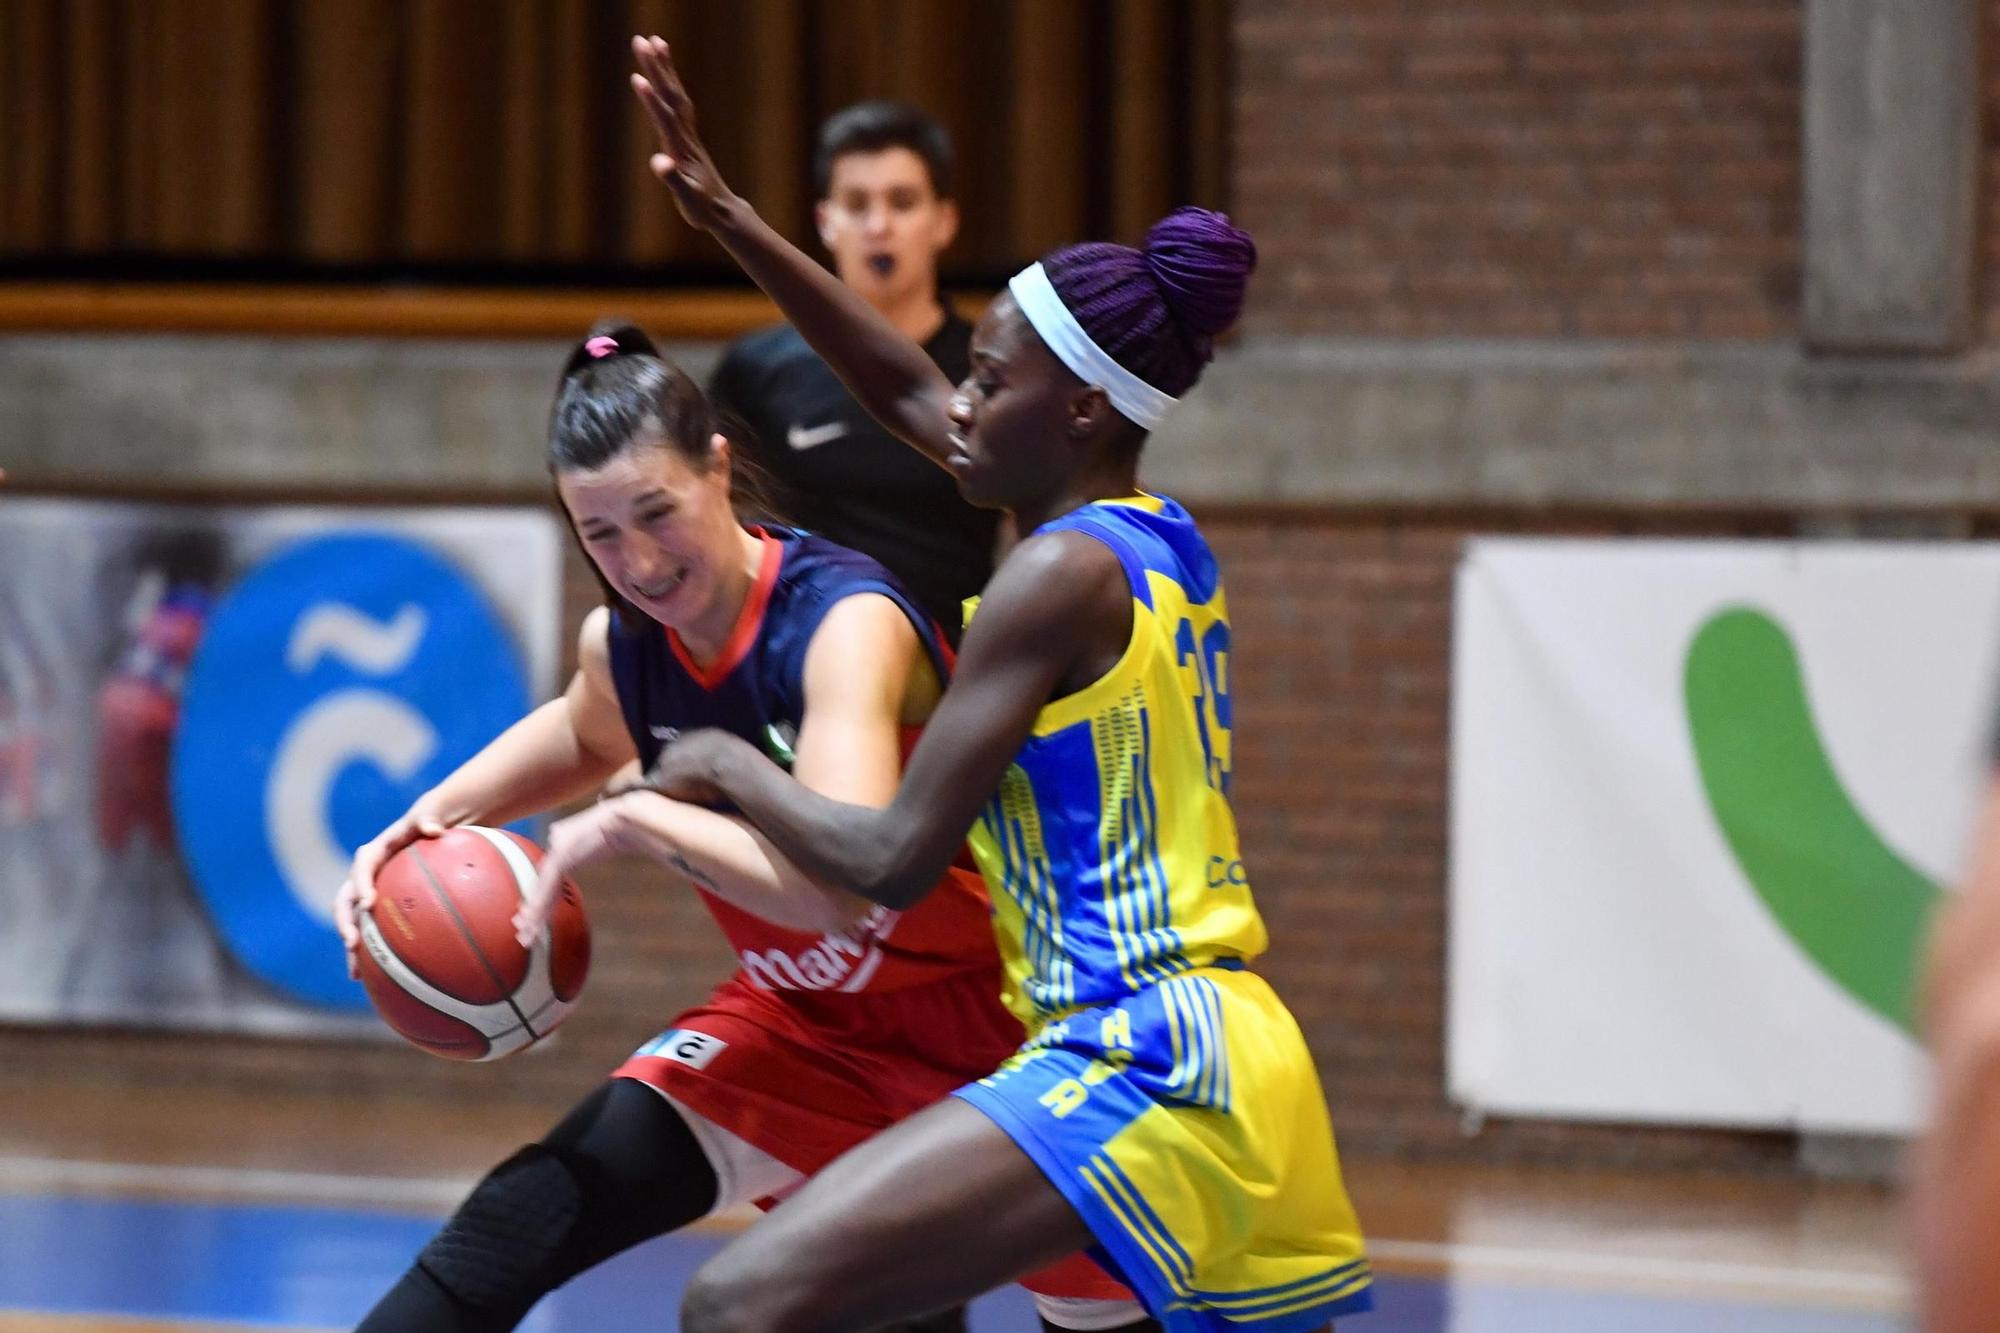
954;964;1372;1331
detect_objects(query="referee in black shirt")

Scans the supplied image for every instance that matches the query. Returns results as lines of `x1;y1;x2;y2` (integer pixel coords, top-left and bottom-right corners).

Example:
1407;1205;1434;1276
709;102;998;645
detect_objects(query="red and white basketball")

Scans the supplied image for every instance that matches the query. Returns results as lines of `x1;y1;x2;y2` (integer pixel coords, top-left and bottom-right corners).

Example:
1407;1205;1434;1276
355;826;590;1062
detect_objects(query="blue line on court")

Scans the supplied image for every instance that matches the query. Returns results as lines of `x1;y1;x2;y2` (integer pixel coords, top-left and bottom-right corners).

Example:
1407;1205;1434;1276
0;1191;1909;1331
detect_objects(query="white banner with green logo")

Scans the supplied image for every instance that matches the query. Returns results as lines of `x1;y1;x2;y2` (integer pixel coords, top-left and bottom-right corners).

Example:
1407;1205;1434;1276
1448;539;2000;1134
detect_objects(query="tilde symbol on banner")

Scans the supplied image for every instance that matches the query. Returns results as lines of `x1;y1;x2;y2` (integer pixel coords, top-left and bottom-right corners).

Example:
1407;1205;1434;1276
267;603;439;928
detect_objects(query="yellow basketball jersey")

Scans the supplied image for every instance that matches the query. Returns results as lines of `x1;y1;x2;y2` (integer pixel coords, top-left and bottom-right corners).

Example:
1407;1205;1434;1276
965;495;1267;1031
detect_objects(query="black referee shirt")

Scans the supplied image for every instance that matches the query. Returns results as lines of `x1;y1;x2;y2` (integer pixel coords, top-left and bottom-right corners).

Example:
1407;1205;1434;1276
709;309;999;644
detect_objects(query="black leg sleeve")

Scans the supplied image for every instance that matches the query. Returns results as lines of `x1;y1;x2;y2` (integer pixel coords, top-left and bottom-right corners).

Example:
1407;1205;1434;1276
355;1078;718;1332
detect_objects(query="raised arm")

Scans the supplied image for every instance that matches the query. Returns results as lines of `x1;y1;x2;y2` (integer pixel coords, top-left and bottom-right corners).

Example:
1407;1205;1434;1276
628;36;958;468
642;533;1127;910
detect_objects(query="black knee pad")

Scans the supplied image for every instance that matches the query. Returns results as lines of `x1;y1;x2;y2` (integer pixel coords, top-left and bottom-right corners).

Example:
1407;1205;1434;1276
417;1144;584;1311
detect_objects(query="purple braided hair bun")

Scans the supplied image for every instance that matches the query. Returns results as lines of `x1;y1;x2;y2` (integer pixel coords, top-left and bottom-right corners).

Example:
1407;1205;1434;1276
1142;207;1259;340
1039;207;1258;402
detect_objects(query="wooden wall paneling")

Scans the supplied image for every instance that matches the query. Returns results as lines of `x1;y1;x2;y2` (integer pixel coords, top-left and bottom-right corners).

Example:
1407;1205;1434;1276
548;1;608;264
1109;0;1175;244
151;0;203;252
1189;0;1232;211
211;0;275;252
3;0;1210;281
497;2;550;259
0;4;17;246
621;0;696;266
879;0;961;118
1007;0;1091;259
402;0;508;260
115;0;165;249
59;0;116;252
810;0;917;115
741;0;809;242
0;281;777;338
292;0;400;263
1;1;60;249
939;0;1014;272
0;3;12;246
678;0;796;265
150;0;274;253
666;2;765;255
835;0;892;109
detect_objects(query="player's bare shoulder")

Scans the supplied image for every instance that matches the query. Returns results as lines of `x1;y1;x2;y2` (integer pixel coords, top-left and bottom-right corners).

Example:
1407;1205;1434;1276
969;529;1130;689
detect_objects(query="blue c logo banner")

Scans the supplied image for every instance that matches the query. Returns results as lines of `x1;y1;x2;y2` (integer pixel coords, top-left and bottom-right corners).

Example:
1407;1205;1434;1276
172;532;532;1009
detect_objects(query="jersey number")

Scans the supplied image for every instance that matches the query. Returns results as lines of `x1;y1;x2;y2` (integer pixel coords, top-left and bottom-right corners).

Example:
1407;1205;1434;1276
1176;619;1232;795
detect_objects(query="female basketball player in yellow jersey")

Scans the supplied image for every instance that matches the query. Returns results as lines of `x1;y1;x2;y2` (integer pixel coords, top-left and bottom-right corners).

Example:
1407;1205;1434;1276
521;37;1372;1333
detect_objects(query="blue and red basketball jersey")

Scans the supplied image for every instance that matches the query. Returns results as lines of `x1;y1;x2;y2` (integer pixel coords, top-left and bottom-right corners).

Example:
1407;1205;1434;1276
604;526;1000;994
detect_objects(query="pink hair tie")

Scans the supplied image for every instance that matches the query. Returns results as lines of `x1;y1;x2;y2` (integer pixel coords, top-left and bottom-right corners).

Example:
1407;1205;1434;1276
584;335;619;359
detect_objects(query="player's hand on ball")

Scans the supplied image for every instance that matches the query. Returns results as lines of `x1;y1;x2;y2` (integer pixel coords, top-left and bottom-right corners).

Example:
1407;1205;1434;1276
337;805;453;978
630;35;733;230
516;801;626;948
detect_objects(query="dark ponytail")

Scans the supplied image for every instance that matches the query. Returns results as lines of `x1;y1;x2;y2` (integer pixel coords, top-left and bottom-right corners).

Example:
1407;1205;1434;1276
550;321;714;474
550;320;780;523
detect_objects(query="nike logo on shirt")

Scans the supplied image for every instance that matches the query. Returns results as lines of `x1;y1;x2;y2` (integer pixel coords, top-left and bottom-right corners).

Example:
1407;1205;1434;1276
786;421;850;451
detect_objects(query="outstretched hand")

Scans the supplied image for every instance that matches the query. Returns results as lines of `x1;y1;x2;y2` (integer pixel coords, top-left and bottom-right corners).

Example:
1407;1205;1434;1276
630;35;734;231
514;800;623;949
637;728;763;806
600;728;761;806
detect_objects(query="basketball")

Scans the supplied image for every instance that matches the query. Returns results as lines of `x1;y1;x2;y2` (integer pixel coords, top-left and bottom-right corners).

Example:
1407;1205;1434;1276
355;826;590;1062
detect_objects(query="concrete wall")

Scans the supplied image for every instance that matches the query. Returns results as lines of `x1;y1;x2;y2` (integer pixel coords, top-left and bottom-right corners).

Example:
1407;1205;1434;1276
10;332;2000;510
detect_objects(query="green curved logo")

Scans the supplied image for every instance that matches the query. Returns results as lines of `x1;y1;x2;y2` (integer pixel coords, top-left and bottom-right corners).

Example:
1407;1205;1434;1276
1684;607;1943;1036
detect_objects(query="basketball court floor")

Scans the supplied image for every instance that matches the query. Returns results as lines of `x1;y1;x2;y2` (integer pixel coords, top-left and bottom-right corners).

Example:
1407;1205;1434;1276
0;1081;1908;1332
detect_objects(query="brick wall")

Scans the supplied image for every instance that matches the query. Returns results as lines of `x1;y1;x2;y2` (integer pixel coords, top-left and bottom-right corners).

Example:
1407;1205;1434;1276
1236;0;1804;339
1212;507;1800;1168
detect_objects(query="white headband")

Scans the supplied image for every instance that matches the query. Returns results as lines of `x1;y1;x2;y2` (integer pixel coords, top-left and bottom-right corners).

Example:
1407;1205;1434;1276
1007;262;1178;431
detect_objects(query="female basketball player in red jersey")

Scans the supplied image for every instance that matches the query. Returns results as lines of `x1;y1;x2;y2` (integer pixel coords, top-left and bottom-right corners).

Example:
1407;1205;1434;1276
514;37;1372;1333
334;325;1142;1332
